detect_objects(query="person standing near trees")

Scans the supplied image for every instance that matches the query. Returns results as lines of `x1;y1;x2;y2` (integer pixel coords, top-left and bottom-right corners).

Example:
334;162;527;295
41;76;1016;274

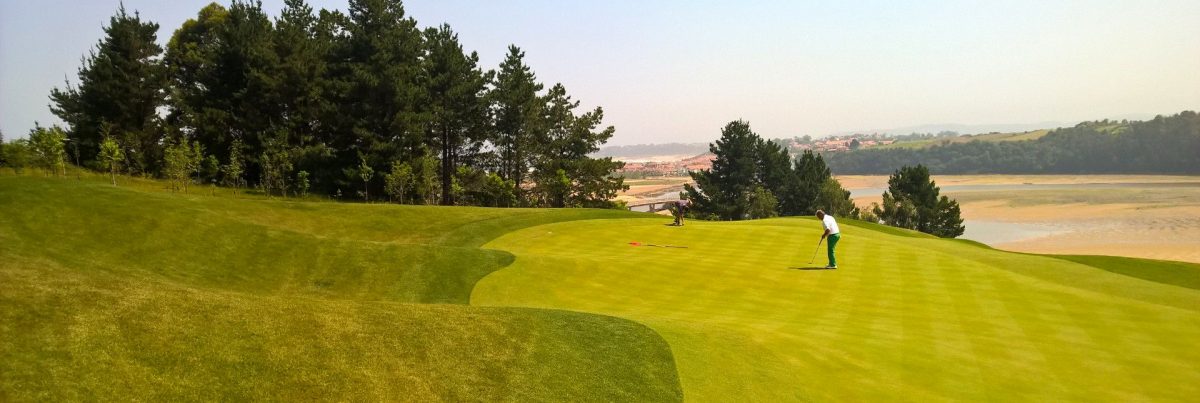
816;210;840;269
667;196;690;226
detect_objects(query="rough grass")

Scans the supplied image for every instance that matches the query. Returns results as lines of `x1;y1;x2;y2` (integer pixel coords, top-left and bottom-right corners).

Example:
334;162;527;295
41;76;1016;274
0;175;682;401
475;217;1200;401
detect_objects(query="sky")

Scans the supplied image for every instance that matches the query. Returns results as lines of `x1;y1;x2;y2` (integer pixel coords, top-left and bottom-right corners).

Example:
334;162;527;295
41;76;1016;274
2;0;1198;145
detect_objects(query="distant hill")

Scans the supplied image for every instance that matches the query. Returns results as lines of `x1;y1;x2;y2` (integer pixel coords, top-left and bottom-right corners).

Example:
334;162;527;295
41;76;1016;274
827;111;1200;174
875;129;1051;150
835;121;1069;137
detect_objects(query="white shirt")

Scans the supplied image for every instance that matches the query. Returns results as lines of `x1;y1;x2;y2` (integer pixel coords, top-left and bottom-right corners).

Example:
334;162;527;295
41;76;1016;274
821;215;840;235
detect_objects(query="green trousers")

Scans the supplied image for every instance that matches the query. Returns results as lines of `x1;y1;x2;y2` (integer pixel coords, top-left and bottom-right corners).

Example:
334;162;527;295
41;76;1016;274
826;233;840;267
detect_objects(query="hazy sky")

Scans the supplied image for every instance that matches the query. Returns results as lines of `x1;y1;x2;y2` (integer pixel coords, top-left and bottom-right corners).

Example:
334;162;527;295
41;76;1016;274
2;0;1197;145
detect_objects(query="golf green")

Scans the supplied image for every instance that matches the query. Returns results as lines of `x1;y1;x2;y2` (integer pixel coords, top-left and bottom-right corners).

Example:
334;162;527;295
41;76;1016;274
2;174;1198;401
474;218;1200;401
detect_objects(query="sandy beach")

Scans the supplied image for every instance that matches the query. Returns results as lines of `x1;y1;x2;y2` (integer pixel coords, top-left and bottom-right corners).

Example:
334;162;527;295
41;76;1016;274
843;175;1200;263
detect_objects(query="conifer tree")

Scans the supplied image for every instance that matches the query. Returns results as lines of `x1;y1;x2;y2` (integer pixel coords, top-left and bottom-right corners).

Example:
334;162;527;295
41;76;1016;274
874;164;965;237
50;4;166;168
685;120;760;220
423;24;491;205
491;45;543;202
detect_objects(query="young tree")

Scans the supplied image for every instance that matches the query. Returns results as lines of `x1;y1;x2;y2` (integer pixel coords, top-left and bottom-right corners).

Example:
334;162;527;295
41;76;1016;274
383;161;413;203
424;24;491;205
296;170;311;197
188;142;206;188
163;139;196;192
260;144;294;198
482;172;517;207
685;120;760;220
50;4;166;167
98;136;125;185
357;152;374;202
413;153;439;205
201;155;221;185
28;125;68;177
874;164;965;237
491;45;543;201
2;139;32;173
223;139;246;188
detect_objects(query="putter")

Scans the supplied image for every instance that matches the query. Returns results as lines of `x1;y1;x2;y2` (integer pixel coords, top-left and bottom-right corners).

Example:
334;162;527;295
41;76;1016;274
807;238;824;264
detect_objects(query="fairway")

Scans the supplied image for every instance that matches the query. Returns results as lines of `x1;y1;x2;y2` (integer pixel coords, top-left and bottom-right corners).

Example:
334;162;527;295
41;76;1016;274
2;175;1199;401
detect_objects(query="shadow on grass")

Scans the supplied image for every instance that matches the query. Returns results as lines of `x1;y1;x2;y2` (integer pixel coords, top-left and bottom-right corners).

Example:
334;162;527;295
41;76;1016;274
789;266;836;271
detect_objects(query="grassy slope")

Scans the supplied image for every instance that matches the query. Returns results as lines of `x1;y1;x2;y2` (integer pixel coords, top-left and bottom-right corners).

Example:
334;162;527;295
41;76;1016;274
1052;255;1200;291
474;217;1200;401
0;175;682;401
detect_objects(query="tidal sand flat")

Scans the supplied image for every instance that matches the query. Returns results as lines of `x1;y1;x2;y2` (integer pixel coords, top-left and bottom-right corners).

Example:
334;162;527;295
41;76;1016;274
845;175;1200;263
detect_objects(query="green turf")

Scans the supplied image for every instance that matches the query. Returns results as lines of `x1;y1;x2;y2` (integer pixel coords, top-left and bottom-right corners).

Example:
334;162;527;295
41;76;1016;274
474;217;1200;401
3;173;1199;401
1052;255;1200;291
0;175;681;401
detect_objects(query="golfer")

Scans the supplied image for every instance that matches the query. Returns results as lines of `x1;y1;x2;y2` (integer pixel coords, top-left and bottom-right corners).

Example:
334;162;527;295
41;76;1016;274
816;210;840;269
671;197;690;226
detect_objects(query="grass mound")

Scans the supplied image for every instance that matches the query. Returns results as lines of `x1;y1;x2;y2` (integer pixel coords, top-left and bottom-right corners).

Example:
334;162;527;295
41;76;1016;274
0;176;681;401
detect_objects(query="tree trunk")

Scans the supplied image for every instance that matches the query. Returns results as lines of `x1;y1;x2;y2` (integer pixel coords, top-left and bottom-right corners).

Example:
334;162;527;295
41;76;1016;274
441;128;453;205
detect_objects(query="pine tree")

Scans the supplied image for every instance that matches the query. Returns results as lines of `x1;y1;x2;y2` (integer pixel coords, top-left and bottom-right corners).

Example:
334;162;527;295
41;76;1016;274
329;0;426;200
815;177;859;219
685;120;760;220
786;150;832;215
166;1;279;185
874;164;965;237
530;83;623;207
50;4;166;169
274;0;336;192
491;45;543;202
755;138;795;212
423;24;491;205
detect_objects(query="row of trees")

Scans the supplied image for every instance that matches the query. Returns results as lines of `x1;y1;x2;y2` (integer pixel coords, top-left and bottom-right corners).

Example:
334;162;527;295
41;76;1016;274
827;111;1200;174
42;0;625;207
680;120;965;238
684;120;859;220
0;126;69;177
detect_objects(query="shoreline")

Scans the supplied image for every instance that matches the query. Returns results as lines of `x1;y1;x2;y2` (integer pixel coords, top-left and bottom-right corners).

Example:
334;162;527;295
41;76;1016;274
617;174;1200;263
